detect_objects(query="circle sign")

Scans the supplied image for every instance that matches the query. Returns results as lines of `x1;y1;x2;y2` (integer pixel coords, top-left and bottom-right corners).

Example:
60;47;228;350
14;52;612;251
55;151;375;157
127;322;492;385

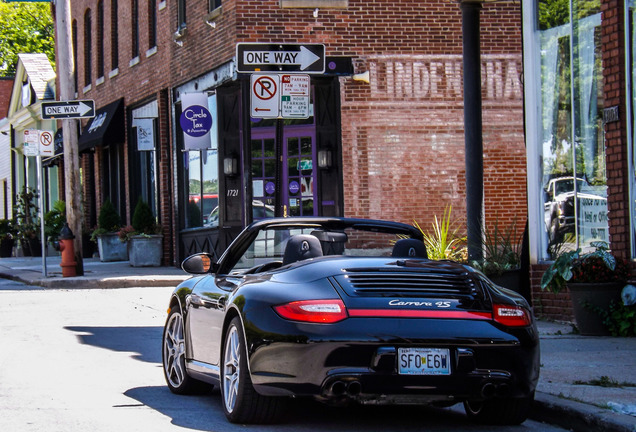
40;131;53;146
253;76;277;100
265;182;275;195
289;181;300;194
180;105;212;137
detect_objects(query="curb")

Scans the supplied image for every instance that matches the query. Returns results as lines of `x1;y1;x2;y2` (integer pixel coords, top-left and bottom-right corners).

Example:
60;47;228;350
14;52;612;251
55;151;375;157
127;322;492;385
533;392;636;432
0;271;188;289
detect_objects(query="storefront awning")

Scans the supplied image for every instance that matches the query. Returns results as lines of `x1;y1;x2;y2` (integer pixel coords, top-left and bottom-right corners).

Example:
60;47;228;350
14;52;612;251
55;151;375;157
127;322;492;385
78;98;124;153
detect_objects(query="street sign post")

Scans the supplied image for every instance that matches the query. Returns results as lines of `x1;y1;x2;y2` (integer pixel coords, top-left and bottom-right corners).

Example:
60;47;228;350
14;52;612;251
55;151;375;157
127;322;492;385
237;44;325;73
41;100;95;119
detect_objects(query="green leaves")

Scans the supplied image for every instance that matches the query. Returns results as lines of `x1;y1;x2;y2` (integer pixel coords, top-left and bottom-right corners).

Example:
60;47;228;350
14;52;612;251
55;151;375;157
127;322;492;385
0;1;54;76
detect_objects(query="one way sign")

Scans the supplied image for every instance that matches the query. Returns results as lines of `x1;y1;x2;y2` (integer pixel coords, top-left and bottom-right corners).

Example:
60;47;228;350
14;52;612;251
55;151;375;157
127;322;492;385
236;43;325;73
41;100;95;119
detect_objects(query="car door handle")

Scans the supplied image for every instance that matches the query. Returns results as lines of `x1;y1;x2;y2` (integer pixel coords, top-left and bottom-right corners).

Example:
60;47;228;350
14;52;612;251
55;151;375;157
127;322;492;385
189;293;206;307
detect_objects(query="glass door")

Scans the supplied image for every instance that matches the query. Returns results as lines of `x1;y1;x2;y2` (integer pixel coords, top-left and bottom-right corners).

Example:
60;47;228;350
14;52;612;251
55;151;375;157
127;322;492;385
251;121;317;220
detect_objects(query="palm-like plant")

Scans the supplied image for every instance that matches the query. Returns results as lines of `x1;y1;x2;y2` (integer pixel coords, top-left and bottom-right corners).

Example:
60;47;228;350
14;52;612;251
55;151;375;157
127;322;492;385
415;205;466;261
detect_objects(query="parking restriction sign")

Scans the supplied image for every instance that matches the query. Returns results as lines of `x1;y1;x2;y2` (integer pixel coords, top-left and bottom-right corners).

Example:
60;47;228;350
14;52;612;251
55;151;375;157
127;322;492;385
250;74;280;118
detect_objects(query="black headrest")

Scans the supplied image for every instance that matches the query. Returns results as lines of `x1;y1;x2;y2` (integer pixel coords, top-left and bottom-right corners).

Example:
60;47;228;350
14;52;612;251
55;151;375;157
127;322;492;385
391;238;427;259
310;230;348;255
283;234;323;265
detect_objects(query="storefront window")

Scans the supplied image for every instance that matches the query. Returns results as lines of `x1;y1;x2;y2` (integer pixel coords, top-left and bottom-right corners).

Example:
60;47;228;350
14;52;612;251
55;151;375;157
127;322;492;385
535;0;607;259
184;93;219;228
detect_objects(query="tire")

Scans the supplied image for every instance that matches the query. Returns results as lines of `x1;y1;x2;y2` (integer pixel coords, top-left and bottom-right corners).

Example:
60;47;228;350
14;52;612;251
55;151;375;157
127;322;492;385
162;306;207;394
221;316;284;424
464;392;534;425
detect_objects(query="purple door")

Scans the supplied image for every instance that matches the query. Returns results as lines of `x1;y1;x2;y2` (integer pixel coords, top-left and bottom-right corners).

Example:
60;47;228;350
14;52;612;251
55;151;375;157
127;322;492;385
251;122;317;219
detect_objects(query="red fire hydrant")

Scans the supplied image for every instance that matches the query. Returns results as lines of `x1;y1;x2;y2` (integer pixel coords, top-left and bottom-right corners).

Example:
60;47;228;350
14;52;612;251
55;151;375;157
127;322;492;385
59;223;77;277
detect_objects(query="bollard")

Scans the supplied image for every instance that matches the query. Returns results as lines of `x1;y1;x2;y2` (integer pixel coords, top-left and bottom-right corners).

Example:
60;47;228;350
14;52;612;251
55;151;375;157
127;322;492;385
58;223;77;277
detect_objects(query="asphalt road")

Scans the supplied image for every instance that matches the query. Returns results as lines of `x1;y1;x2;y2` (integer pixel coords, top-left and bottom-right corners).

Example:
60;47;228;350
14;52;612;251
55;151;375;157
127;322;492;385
0;279;567;432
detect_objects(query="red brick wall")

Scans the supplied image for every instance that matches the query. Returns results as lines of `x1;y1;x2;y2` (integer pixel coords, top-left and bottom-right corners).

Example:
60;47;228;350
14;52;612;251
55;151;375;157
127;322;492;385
0;78;13;118
65;0;527;264
601;0;629;260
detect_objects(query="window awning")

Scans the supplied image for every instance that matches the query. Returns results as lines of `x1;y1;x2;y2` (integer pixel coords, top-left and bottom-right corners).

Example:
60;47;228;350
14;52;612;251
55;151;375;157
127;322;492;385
78;98;124;153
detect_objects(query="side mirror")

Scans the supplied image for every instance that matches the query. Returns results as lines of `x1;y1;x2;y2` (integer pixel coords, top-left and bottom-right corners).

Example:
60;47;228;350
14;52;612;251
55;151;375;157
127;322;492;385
181;253;217;274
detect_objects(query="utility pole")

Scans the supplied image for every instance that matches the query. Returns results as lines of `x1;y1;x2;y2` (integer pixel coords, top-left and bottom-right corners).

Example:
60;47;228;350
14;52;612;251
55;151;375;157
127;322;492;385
55;0;84;275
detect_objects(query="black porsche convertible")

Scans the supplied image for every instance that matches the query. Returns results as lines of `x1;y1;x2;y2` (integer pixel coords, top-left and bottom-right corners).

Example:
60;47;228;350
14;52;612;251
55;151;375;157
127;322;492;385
162;217;539;425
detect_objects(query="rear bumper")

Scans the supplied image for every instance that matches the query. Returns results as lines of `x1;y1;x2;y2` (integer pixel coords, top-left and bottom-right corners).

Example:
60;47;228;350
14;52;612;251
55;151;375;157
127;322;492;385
246;316;540;403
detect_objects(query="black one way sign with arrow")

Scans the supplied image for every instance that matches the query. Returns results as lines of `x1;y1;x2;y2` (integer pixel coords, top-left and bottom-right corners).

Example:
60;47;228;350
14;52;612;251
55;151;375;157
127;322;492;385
41;100;95;119
236;43;325;73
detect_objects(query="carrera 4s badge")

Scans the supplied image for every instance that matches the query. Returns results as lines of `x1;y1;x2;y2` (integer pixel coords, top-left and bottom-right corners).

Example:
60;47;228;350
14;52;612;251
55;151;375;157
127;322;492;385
388;299;453;308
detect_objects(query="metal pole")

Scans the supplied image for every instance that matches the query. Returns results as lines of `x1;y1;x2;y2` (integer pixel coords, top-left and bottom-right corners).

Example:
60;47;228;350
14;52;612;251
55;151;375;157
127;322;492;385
37;154;47;277
461;0;484;262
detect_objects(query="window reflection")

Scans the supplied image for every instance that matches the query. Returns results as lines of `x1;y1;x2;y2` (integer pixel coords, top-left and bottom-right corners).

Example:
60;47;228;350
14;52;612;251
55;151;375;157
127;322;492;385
538;0;608;258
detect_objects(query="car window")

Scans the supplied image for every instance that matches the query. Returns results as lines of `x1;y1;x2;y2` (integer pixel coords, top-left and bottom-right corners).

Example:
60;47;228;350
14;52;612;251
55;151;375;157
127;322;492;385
229;225;412;274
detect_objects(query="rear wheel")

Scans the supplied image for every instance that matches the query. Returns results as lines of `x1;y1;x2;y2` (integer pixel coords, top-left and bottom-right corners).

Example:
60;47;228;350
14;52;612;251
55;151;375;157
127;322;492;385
221;316;284;424
464;392;534;425
162;307;207;394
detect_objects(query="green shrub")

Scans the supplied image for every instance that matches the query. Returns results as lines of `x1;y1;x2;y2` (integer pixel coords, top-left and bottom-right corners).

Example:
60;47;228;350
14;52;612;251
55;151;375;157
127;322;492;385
132;199;159;235
98;200;121;232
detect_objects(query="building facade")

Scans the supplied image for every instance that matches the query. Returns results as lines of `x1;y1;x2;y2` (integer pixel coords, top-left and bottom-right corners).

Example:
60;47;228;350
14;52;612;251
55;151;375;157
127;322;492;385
523;0;636;320
1;54;59;224
61;0;527;271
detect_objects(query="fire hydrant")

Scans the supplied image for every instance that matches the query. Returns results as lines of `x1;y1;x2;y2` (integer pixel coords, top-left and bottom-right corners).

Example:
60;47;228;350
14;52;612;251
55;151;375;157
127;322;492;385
58;223;77;277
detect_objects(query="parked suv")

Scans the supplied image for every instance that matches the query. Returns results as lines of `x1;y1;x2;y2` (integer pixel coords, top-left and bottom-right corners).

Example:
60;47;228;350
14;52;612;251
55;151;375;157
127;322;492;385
544;177;606;243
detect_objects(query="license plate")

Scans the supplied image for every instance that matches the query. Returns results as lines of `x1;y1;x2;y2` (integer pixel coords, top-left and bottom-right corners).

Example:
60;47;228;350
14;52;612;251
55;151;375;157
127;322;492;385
398;348;451;375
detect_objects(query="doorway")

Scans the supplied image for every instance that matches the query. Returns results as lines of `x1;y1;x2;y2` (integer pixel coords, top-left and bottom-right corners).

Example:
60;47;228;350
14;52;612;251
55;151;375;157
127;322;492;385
250;119;317;220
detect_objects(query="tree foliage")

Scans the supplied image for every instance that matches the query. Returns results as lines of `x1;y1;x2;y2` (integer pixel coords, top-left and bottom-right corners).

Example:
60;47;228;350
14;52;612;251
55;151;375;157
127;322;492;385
0;1;55;77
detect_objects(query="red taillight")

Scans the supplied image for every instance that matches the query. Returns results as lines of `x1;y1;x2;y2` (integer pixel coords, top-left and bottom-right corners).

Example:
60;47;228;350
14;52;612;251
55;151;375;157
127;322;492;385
273;299;348;323
493;304;532;327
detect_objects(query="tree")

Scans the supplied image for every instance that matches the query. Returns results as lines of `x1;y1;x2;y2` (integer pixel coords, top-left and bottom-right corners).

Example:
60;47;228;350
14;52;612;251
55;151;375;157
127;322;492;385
0;1;55;77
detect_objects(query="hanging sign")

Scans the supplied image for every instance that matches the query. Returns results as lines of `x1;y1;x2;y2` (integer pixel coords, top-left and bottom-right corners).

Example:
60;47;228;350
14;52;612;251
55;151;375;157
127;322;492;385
180;93;212;150
23;129;40;156
135;118;155;151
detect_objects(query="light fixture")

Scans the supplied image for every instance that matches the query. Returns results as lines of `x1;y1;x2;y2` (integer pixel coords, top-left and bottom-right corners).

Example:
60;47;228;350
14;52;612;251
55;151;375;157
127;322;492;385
352;71;370;84
313;8;319;18
224;156;238;176
318;150;332;169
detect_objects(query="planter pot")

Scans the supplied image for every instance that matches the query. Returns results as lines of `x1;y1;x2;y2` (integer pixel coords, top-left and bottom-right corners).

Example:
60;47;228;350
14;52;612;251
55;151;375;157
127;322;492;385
97;233;128;262
568;282;624;336
128;235;162;267
0;238;14;257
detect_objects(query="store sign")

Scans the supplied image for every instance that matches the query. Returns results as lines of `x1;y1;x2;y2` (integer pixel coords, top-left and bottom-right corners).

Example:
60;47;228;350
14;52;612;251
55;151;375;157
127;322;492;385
136;118;155;151
180;93;212;150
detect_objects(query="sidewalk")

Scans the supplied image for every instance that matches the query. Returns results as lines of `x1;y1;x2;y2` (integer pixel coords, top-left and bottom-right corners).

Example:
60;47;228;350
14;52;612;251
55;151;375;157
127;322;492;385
1;255;635;431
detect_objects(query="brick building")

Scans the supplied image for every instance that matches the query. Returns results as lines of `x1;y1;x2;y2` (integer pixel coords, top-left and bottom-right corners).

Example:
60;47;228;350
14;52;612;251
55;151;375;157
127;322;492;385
58;0;527;273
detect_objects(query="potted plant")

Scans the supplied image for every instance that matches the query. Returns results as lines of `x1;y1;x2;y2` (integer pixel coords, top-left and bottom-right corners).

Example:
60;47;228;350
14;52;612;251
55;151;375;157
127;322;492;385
14;188;41;257
121;199;162;267
415;205;466;261
92;200;128;262
0;218;17;257
470;218;525;297
541;242;630;335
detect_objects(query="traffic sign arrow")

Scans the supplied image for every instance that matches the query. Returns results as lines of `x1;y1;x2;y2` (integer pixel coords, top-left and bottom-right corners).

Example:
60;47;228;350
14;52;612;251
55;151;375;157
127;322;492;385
41;100;95;119
242;46;320;71
236;43;325;73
